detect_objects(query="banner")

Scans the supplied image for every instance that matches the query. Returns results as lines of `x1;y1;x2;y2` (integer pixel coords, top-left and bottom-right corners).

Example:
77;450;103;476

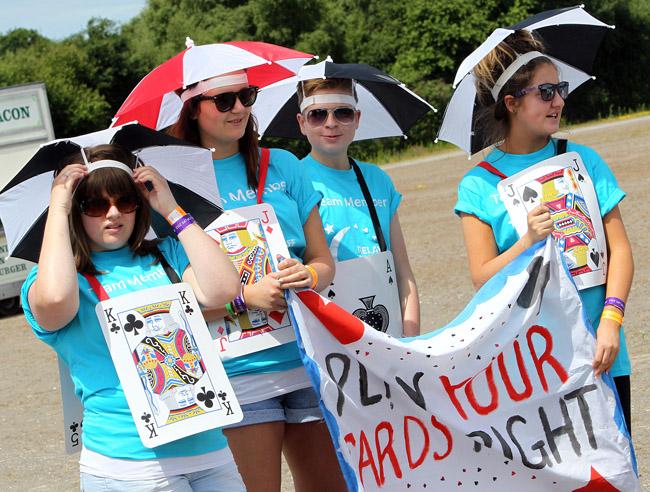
289;238;639;491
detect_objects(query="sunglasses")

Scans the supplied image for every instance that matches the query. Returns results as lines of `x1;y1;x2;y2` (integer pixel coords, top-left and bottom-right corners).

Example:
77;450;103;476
196;86;260;112
514;81;569;101
304;107;357;127
79;195;140;217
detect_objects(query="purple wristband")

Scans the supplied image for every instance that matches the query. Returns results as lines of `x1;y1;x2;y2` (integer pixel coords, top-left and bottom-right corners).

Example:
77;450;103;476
604;297;626;313
232;294;247;314
171;214;195;235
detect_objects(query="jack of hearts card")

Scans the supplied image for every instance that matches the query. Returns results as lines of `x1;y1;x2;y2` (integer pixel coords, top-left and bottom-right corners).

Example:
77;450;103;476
96;283;242;448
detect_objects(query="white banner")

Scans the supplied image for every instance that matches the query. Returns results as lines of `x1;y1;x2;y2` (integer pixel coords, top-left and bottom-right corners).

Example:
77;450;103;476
289;238;639;491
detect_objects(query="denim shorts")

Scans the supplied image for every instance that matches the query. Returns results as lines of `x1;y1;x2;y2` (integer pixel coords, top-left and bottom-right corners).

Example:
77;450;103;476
226;386;323;428
80;460;244;491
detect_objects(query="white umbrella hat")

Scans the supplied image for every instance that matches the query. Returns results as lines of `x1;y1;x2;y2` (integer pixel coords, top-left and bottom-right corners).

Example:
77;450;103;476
437;5;615;155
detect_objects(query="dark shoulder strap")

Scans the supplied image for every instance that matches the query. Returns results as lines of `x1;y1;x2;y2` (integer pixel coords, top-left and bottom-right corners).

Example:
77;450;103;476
556;139;567;156
153;247;182;284
476;161;508;180
257;147;271;204
350;157;387;253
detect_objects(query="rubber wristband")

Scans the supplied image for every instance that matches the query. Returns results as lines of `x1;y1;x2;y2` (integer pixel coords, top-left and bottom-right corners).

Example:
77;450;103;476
225;302;237;318
604;296;626;313
166;206;186;225
305;265;318;290
171;214;195;235
601;309;623;326
232;294;247;314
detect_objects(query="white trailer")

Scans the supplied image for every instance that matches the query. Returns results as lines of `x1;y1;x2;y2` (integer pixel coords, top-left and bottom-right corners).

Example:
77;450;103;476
0;82;55;315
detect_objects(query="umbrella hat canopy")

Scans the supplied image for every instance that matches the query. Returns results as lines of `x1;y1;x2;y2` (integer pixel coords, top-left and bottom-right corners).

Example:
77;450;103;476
439;5;614;155
254;59;435;141
0;123;223;262
112;40;315;130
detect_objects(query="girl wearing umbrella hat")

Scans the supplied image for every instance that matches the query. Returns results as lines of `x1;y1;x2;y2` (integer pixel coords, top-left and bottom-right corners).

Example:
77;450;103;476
170;72;344;491
454;31;634;431
296;77;421;336
21;144;244;489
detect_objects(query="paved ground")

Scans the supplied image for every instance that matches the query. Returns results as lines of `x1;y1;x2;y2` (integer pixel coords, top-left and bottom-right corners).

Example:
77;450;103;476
1;116;648;490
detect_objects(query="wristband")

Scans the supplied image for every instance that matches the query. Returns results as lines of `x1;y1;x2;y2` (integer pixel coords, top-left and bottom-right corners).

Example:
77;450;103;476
305;265;318;290
225;302;237;318
166;206;186;225
601;309;623;326
171;214;195;235
604;296;626;314
232;294;247;315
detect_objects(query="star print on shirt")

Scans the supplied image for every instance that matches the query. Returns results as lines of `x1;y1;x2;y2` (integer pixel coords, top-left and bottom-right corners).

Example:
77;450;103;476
324;224;334;235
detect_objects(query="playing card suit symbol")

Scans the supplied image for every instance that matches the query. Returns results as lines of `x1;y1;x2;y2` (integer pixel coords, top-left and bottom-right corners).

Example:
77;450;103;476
578;174;585;182
513;198;520;206
218;390;227;401
388;276;394;284
141;412;152;424
522;186;538;203
110;323;120;333
124;314;144;336
70;422;79;433
590;249;600;266
197;386;216;408
327;289;336;299
353;296;389;332
184;304;194;315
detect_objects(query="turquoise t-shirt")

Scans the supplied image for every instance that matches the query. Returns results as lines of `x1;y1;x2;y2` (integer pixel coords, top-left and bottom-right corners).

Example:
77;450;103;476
213;148;321;377
301;155;402;261
21;237;229;460
454;139;630;377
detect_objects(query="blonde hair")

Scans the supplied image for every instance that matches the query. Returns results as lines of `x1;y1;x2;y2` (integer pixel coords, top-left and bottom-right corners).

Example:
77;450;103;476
473;31;556;149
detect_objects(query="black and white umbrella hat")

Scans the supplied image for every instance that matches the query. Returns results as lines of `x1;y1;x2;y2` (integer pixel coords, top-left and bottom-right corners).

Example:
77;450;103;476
0;123;223;263
254;59;436;141
437;5;614;155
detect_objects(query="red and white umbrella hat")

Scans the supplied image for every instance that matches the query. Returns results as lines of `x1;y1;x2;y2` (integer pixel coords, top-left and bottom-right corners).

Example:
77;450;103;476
112;38;315;130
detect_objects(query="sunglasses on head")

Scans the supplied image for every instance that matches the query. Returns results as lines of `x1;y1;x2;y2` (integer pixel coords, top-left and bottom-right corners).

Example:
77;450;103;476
304;107;357;127
514;81;569;101
79;195;140;217
195;86;259;112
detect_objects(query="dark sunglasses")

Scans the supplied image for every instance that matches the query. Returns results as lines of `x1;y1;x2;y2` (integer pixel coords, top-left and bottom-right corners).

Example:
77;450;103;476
196;86;260;112
514;81;569;101
79;195;140;217
305;107;357;127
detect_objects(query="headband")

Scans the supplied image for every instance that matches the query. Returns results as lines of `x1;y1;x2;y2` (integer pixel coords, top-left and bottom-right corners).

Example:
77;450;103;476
490;51;547;101
180;72;249;102
299;94;357;112
86;159;133;176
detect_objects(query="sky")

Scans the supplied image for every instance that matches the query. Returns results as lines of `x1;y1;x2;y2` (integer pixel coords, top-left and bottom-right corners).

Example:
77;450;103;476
0;0;147;39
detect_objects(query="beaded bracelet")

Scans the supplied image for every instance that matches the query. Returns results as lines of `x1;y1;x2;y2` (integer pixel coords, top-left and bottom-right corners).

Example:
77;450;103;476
305;265;318;290
171;214;195;235
601;309;624;326
604;296;626;314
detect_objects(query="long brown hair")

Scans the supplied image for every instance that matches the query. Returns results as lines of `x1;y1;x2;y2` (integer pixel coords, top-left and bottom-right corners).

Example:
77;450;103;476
62;144;159;274
168;85;261;189
473;31;555;149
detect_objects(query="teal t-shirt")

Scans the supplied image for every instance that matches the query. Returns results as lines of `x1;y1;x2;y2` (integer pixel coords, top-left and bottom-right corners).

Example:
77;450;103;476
21;237;228;460
213;148;321;377
454;139;630;377
301;155;402;261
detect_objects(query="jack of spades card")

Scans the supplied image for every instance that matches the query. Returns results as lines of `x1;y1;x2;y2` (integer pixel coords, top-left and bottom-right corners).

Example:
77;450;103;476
498;152;607;290
96;283;242;448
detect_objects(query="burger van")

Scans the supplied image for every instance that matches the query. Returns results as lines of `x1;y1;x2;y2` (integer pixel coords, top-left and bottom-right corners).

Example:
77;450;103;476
0;83;54;315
